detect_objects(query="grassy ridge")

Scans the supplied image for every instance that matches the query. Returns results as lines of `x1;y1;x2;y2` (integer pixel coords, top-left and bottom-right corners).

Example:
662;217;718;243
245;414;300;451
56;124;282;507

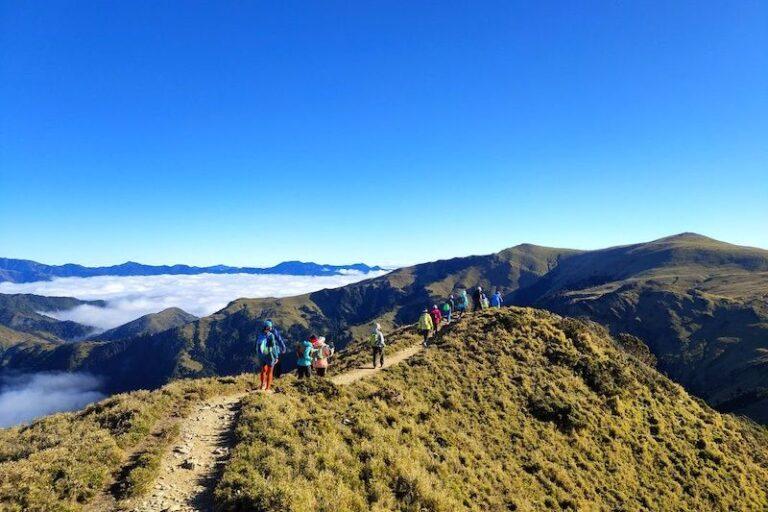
216;308;768;511
0;375;257;511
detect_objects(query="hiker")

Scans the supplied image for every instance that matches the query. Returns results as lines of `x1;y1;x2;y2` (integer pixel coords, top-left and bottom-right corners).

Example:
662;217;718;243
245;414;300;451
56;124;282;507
311;336;334;377
264;319;287;378
417;308;434;347
480;291;490;309
472;287;484;311
448;294;456;315
491;290;503;308
296;337;316;379
257;320;283;391
430;304;442;332
370;323;386;368
455;290;468;318
441;301;452;324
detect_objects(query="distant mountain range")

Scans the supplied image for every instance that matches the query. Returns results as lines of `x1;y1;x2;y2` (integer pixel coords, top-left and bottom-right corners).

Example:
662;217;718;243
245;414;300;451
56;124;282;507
2;233;768;424
0;258;385;283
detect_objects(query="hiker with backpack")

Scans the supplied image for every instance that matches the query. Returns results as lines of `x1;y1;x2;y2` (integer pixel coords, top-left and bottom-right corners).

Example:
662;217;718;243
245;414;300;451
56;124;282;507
370;323;386;368
417;309;434;347
257;320;284;391
491;290;503;308
455;290;468;318
441;301;452;324
430;304;442;332
296;337;317;379
472;287;484;311
480;291;490;309
265;319;287;378
311;336;334;377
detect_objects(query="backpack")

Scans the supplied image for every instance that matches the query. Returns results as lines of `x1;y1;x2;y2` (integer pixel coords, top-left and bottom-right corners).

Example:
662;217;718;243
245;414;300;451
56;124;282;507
441;303;450;313
259;333;278;359
317;344;332;361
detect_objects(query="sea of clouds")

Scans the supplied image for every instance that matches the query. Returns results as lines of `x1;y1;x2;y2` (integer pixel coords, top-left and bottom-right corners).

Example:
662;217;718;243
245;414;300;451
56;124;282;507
0;372;105;428
0;271;388;331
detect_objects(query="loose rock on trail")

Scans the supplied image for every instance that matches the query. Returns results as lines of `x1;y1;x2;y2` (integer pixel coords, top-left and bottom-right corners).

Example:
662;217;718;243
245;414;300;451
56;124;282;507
130;393;243;512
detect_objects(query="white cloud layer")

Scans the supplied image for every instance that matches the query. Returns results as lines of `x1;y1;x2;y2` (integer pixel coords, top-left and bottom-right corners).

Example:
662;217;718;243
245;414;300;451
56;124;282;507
0;272;387;330
0;372;104;428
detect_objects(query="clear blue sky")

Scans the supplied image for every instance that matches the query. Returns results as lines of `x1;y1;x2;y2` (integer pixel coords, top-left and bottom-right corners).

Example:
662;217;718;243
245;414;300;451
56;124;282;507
1;1;766;267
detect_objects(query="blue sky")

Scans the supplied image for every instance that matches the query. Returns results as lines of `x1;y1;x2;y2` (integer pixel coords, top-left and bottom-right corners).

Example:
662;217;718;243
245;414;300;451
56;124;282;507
1;1;766;267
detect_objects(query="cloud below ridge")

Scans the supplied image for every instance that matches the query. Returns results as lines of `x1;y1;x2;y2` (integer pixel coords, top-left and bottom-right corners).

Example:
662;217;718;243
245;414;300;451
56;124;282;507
0;372;104;428
0;272;388;330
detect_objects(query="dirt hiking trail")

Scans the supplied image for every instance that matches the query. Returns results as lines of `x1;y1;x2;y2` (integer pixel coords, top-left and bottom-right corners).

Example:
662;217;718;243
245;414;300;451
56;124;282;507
331;344;423;385
128;342;423;512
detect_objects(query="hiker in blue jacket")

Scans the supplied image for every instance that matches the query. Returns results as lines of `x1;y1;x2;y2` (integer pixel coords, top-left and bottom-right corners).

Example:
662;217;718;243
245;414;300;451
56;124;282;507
264;319;287;378
491;290;504;308
257;320;283;391
296;337;316;379
455;290;469;319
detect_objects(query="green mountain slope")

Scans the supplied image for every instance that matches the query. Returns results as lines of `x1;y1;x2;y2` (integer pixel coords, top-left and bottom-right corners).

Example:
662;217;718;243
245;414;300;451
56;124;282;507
216;308;768;511
90;307;198;342
0;325;50;351
0;294;103;342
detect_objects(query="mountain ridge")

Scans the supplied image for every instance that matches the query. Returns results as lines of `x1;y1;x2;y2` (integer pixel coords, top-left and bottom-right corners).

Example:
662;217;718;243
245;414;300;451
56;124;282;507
0;258;386;283
2;233;768;423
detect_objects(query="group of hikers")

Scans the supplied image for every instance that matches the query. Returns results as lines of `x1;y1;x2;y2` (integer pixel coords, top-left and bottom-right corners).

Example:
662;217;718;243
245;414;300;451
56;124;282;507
255;319;387;391
255;320;337;391
416;286;503;346
254;286;503;391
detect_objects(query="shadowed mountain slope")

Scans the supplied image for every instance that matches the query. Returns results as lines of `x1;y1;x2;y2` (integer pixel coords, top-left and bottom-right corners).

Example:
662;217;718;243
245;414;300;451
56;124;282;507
513;233;768;422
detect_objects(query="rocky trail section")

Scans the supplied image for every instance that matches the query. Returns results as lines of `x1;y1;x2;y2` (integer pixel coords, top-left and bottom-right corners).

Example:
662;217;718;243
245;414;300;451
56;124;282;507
128;393;244;512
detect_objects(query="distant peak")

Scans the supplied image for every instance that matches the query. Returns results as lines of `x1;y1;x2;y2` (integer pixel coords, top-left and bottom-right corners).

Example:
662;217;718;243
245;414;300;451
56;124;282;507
654;232;717;244
670;232;708;239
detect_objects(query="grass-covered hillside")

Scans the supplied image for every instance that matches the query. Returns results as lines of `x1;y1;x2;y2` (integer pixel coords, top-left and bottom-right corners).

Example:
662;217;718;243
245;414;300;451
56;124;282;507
217;308;768;511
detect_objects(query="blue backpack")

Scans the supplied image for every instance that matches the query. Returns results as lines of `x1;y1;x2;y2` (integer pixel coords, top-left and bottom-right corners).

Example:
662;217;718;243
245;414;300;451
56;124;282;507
258;332;280;361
